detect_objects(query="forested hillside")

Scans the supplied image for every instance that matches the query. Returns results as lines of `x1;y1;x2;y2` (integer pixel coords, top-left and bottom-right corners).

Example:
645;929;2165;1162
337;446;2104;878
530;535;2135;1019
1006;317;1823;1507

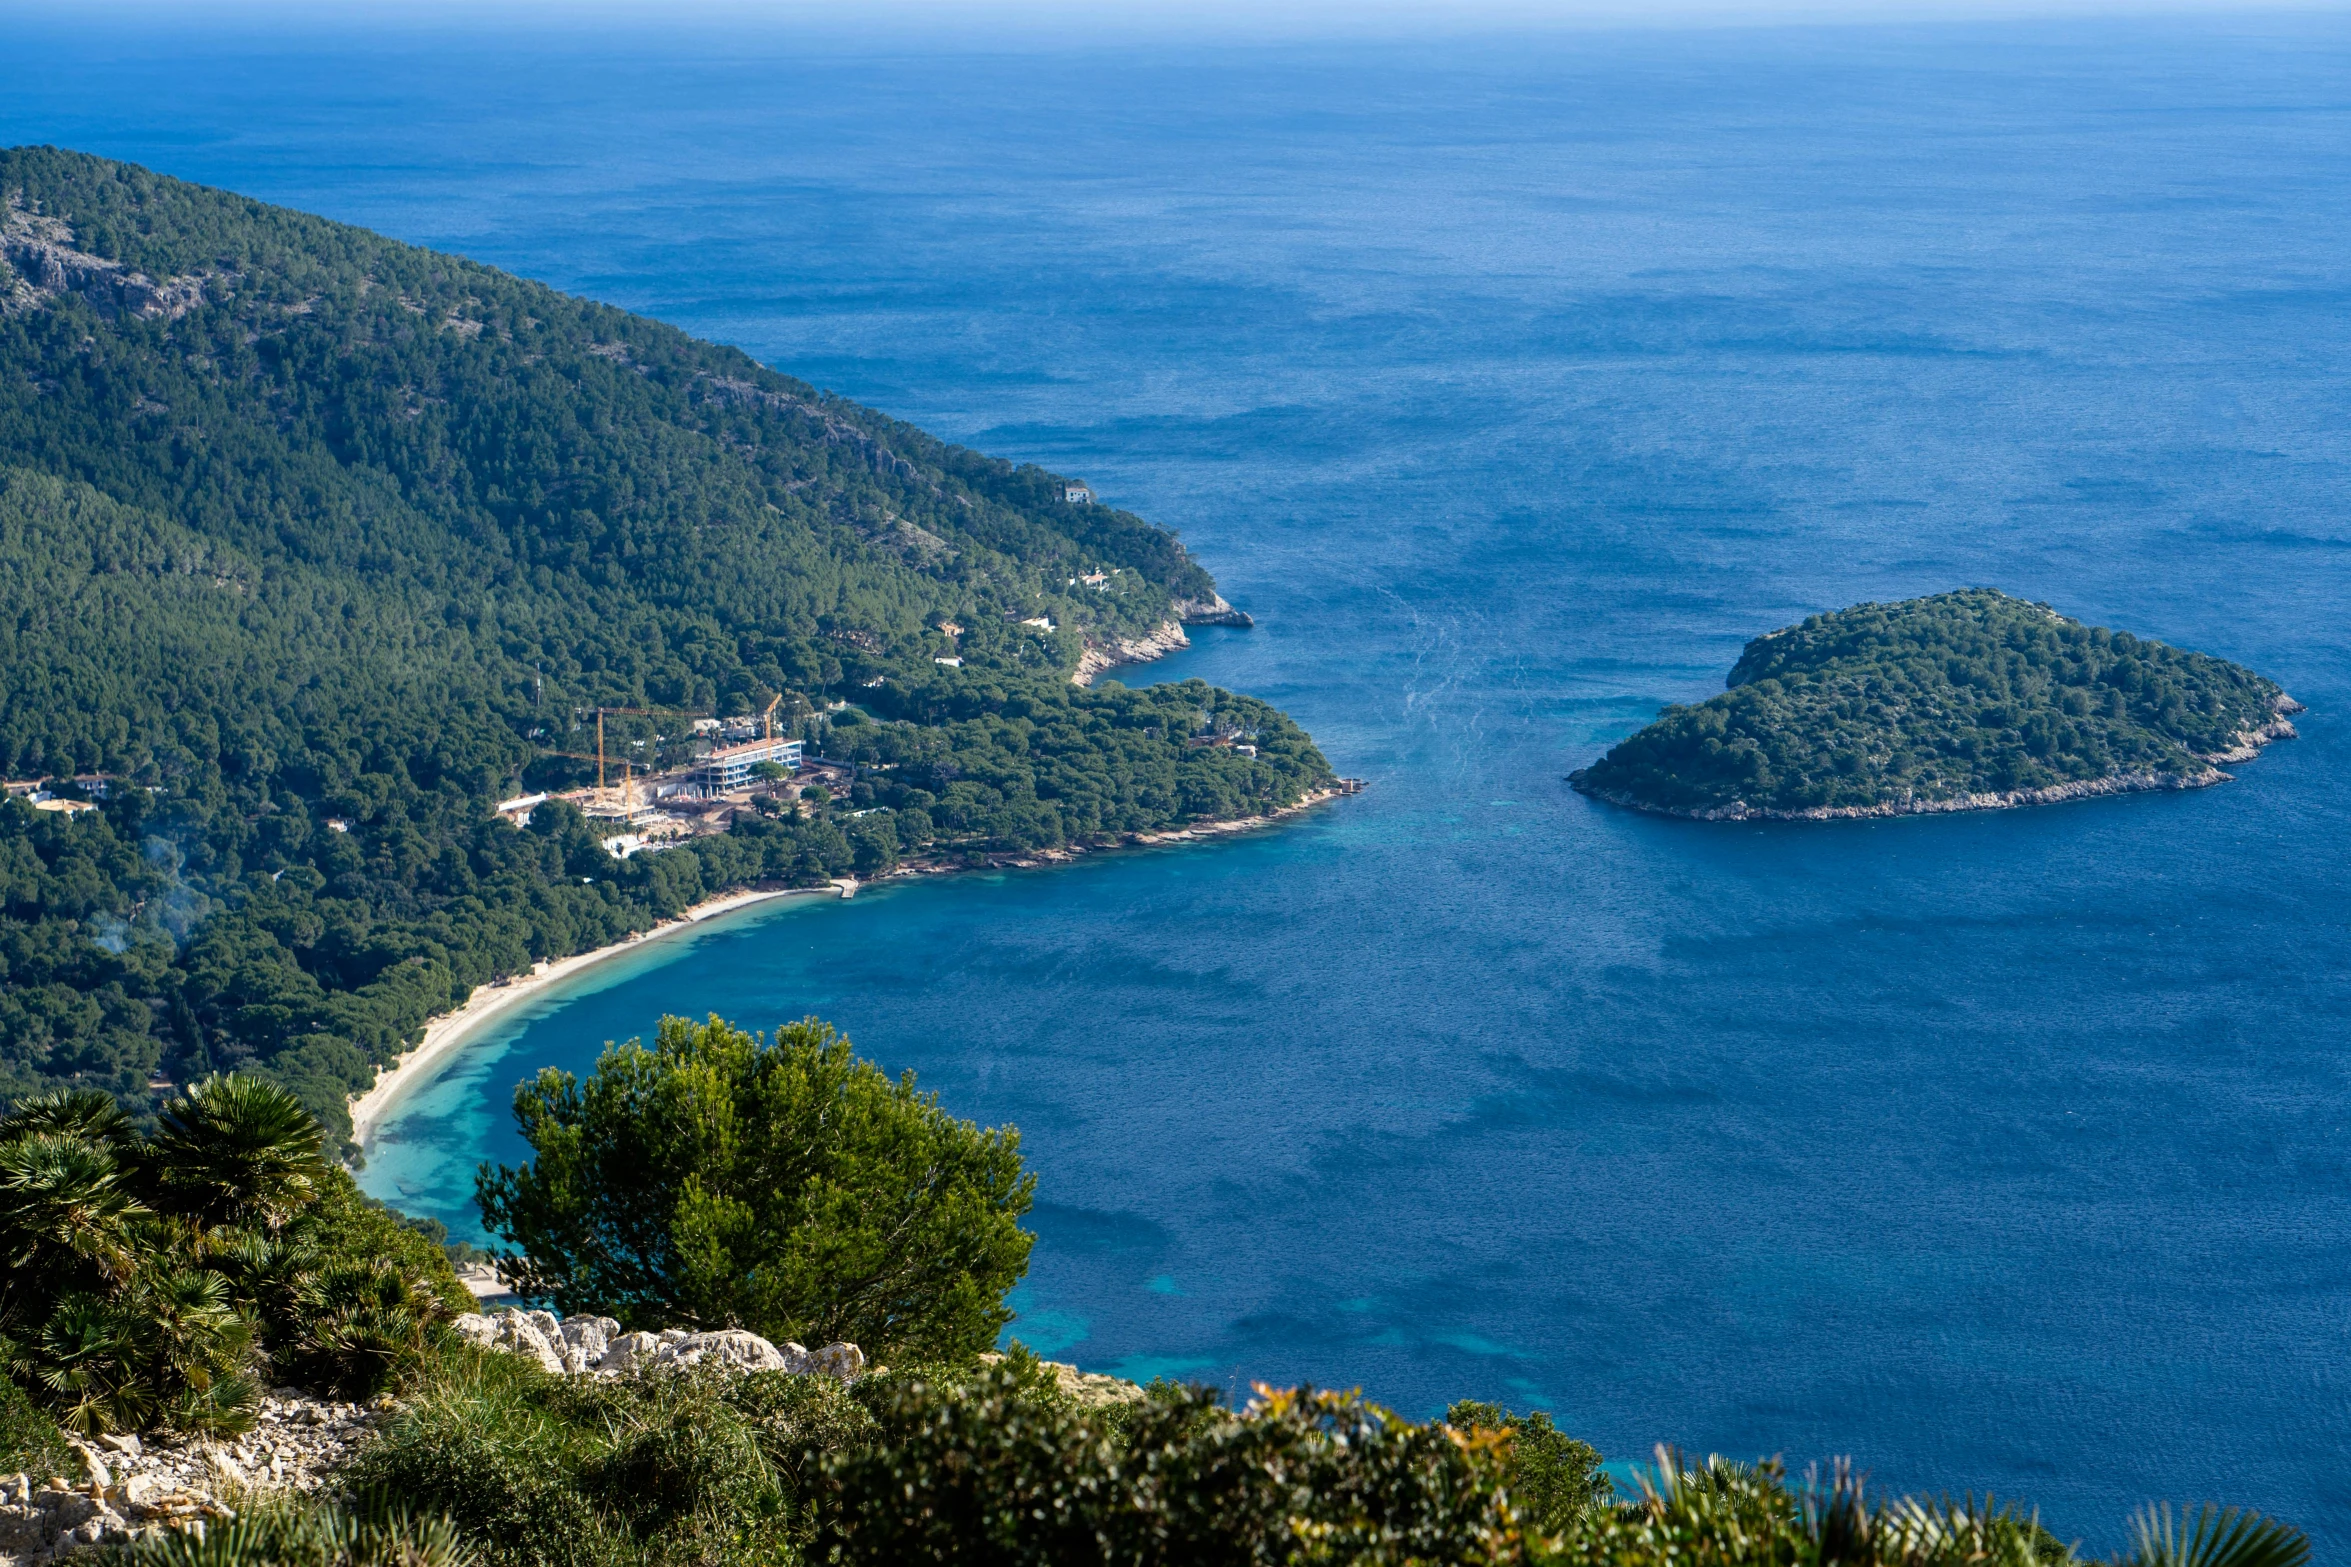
1571;589;2295;819
0;147;1331;1132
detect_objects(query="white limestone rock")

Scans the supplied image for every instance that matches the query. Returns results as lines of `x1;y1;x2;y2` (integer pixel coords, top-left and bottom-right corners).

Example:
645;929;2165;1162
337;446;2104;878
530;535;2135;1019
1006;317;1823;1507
802;1342;866;1381
659;1329;788;1372
597;1331;666;1374
559;1315;618;1357
450;1312;499;1348
490;1310;565;1374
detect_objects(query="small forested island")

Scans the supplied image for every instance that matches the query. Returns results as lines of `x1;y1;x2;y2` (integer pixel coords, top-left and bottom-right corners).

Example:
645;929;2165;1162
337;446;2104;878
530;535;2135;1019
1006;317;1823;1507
0;148;1333;1135
0;154;2314;1567
1571;589;2300;821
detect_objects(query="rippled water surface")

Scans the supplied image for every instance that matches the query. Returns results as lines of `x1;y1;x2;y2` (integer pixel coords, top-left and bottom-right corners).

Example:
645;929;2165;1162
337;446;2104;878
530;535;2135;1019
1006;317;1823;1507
13;14;2351;1549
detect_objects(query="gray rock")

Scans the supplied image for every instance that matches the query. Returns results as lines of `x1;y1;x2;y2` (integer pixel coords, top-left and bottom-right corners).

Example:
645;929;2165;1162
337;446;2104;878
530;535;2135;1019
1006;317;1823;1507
64;1444;108;1490
0;1505;48;1554
557;1315;616;1374
488;1311;565;1375
450;1312;499;1348
559;1315;618;1354
107;1475;164;1510
597;1331;667;1374
660;1329;788;1372
804;1342;867;1381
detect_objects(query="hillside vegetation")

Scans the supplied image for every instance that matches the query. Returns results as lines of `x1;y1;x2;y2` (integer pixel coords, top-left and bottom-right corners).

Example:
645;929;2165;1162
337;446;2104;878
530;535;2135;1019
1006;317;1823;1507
1570;590;2296;820
0;148;1331;1130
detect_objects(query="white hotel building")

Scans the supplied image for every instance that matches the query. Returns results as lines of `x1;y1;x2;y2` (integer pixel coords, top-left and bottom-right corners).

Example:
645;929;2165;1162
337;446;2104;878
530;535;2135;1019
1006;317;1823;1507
694;736;804;793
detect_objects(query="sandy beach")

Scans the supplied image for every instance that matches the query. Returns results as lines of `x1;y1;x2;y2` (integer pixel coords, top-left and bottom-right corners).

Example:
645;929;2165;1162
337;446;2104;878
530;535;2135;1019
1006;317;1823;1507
345;785;1352;1153
346;885;818;1152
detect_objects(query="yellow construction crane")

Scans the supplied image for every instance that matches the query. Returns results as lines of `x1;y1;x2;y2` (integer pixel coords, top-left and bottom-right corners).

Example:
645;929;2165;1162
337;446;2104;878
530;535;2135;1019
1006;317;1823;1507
762;693;783;740
583;706;709;801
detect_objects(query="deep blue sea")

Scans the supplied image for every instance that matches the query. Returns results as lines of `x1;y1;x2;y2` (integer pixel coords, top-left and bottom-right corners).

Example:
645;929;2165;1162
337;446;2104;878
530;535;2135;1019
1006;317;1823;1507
11;12;2351;1550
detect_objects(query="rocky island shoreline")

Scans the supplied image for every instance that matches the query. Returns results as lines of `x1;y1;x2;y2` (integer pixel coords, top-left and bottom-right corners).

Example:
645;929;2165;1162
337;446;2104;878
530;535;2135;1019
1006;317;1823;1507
1572;590;2302;823
1583;694;2303;823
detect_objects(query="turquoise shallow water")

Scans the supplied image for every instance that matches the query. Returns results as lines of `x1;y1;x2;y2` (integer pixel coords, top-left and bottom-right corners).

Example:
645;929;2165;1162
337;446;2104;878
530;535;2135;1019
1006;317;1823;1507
12;13;2351;1549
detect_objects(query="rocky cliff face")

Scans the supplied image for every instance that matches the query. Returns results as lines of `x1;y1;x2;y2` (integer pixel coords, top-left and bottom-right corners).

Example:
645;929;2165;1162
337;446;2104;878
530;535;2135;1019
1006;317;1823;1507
1174;592;1254;628
2204;694;2305;763
1581;766;2229;822
450;1307;867;1380
1;198;214;321
1071;619;1191;686
1068;594;1256;685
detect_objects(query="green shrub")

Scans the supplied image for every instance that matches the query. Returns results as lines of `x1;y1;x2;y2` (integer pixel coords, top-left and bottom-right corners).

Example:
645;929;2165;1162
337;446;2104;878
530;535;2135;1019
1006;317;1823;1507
1448;1402;1613;1537
477;1015;1035;1360
331;1340;2315;1567
0;1079;458;1428
349;1352;620;1567
1546;1450;2307;1567
816;1365;1528;1565
120;1495;478;1567
0;1371;70;1479
349;1345;881;1567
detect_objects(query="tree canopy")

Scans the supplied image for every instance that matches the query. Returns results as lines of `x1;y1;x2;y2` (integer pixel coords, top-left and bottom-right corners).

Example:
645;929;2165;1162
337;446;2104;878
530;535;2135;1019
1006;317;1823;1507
1570;589;2294;818
0;149;1332;1130
477;1015;1035;1361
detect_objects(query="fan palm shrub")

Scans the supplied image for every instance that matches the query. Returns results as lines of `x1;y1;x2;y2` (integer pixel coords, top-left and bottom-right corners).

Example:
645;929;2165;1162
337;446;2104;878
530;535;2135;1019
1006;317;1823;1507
149;1072;327;1232
1546;1447;2307;1567
121;1496;479;1567
2117;1504;2308;1567
0;1074;460;1431
286;1257;457;1398
0;1124;148;1293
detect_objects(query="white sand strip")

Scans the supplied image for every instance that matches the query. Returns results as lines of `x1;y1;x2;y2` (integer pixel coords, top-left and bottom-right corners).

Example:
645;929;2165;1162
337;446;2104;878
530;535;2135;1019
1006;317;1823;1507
346;886;808;1151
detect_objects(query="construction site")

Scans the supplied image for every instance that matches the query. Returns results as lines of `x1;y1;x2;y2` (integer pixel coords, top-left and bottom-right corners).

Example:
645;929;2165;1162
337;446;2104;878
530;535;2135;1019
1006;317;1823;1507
498;697;851;858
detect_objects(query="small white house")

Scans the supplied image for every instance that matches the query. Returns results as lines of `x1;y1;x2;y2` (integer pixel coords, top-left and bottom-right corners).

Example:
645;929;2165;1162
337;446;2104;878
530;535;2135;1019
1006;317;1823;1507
935;656;964;668
1062;483;1094;504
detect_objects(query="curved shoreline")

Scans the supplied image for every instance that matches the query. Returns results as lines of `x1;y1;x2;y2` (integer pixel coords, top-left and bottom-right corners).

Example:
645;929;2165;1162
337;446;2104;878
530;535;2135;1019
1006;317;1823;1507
1574;767;2226;822
347;885;817;1152
346;785;1351;1154
1572;703;2302;823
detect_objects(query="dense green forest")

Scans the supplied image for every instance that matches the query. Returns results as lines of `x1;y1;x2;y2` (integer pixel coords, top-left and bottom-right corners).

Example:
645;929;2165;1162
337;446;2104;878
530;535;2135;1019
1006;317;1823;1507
0;148;1332;1133
1570;590;2295;819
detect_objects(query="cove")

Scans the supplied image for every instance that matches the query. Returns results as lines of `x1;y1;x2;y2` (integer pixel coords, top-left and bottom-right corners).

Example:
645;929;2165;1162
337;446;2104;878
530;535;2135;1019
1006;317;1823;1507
12;13;2349;1552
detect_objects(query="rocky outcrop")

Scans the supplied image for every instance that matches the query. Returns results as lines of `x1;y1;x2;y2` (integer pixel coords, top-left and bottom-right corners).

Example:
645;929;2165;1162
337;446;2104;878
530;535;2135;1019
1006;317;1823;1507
1173;593;1254;628
452;1308;865;1382
976;1353;1148;1410
0;1392;393;1563
2203;693;2305;763
2;197;215;322
1071;619;1190;687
